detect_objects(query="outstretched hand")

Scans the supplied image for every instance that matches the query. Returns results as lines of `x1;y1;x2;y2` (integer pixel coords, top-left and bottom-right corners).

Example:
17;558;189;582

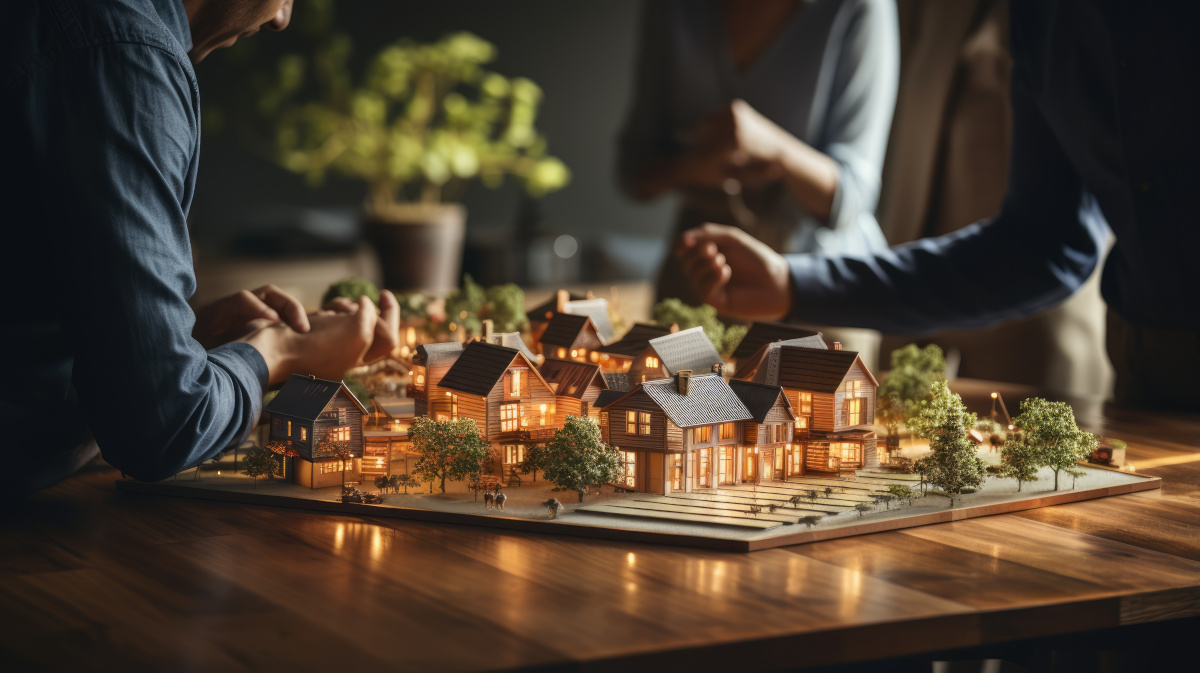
674;223;794;321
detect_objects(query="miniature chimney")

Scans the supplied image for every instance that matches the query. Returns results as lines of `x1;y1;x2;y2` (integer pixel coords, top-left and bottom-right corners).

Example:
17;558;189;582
833;341;842;350
669;322;679;333
482;318;494;340
556;289;570;313
676;369;692;395
585;290;595;299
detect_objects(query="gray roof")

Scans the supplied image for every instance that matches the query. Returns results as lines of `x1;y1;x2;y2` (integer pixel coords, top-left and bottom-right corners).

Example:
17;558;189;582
438;341;524;396
641;374;752;428
647;326;723;375
266;374;368;420
561;298;614;344
486;331;540;364
728;379;793;423
731;323;824;361
413;342;464;367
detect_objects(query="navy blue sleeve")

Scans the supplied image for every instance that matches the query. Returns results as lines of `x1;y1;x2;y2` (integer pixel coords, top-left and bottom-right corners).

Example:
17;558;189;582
46;42;267;481
784;47;1108;334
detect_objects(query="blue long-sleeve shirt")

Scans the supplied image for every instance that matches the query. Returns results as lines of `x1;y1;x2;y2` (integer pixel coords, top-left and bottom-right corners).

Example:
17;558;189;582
787;0;1200;334
1;0;267;491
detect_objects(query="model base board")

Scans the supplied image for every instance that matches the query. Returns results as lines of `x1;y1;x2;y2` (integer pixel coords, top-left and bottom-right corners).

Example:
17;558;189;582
117;463;1158;552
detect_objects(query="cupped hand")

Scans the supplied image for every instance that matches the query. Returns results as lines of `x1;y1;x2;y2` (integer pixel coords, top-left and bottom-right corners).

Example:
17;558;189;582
193;284;310;350
674;223;793;321
320;289;401;364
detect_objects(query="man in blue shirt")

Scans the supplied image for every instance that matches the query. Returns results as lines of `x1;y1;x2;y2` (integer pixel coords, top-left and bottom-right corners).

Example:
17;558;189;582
674;0;1200;411
1;0;400;497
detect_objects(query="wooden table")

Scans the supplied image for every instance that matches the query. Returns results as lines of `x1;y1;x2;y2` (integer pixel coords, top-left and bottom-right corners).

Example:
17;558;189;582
3;380;1199;671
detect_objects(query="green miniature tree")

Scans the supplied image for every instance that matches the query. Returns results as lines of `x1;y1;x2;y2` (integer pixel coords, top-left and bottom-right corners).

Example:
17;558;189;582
854;502;872;517
885;484;918;506
652;298;746;359
798;515;822;528
1013;397;1098;491
910;381;987;507
323;277;381;306
516;443;547;483
540;416;622;503
443;274;487;335
374;474;390;494
391;473;419;494
998;434;1040;492
877;344;947;445
483;283;529;334
241;445;279;489
409;416;491;493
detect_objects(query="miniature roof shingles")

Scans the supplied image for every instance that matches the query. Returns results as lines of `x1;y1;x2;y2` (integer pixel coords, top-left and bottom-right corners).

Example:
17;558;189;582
413;342;464;367
539;313;599;348
731;322;824;362
736;335;829;380
438;341;525;397
647;326;723;375
603;372;633;392
538;359;607;398
561;298;615;344
640;374;753;428
754;346;876;393
594;389;626;408
728;379;793;423
598;323;672;357
526;292;585;322
266;374;368;420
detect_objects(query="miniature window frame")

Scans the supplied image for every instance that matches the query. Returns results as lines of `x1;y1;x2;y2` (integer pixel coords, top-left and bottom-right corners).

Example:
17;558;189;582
500;403;519;432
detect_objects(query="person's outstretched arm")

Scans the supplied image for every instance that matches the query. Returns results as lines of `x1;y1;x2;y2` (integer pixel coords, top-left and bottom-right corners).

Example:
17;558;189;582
674;51;1107;334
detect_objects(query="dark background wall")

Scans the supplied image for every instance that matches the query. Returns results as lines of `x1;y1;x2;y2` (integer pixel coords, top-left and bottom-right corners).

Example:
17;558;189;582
190;0;675;286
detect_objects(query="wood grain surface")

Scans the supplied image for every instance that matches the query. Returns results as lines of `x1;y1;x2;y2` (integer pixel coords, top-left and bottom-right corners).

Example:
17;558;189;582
2;379;1198;671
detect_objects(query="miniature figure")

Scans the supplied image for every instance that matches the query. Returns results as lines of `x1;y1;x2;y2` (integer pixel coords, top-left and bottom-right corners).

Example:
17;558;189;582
542;498;565;519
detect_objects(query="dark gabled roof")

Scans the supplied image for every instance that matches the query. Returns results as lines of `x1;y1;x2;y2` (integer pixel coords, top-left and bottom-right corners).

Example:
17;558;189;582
438;341;524;396
539;313;598;348
597;323;672;357
538;359;607;398
735;334;828;380
526;292;586;322
266;374;368;420
640;374;753;428
756;346;871;393
413;342;463;367
647;326;723;375
561;298;614;344
594;389;626;409
728;379;793;423
731;322;824;361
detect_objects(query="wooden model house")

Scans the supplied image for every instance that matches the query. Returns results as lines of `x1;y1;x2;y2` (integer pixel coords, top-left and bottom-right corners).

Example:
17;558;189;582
265;374;369;489
595;322;672;373
436;340;562;481
601;371;752;493
734;333;828;382
409;341;464;419
525;290;586;344
537;313;606;364
729;323;823;375
626;326;725;385
728;379;797;483
750;344;879;474
538;358;608;423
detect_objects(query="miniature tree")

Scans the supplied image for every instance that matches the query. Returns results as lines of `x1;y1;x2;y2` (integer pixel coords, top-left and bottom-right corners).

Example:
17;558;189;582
998;433;1040;492
540;416;622;503
878;344;946;446
1012;397;1097;491
798;515;822;528
483;283;529;334
517;443;547;483
391;473;419;494
409;416;491;494
854;502;872;517
323;277;381;306
885;484;918;506
910;381;987;507
319;439;356;492
374;475;390;494
241;445;279;489
443;274;487;335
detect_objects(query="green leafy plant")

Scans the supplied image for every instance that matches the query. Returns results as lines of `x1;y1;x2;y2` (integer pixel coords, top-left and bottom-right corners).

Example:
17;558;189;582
241;445;279;488
442;274;529;336
998;433;1040;492
256;25;570;213
516;443;548;483
885;484;918;506
323;277;381;306
541;416;622;503
910;381;987;507
652;298;746;359
390;473;419;494
877;344;946;445
1012;397;1097;491
409;416;491;493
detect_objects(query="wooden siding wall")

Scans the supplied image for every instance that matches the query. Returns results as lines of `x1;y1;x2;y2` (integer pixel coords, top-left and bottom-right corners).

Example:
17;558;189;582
606;392;668;453
311;392;364;461
788;388;836;432
763;396;793;424
834;362;877;430
555;398;582;426
626;348;669;384
744;423;759;445
485;366;558;441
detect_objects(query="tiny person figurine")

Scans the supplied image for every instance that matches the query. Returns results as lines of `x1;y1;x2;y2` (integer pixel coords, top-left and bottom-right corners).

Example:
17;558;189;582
542;498;564;519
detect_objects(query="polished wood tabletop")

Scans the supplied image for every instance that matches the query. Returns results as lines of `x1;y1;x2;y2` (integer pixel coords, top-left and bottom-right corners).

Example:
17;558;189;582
3;380;1199;671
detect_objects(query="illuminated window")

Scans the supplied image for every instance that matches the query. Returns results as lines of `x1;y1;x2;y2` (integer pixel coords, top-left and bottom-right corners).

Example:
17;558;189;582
620;450;637;488
718;446;734;484
696;448;711;487
557;348;567;359
719;422;736;440
590;351;599;363
450;394;458;420
671;454;683;490
626;410;637;434
845;380;861;397
644;356;660;369
328;426;351;442
691;426;712;444
570;349;579;358
510;370;523;396
501;403;519;432
638;412;651;435
791;445;803;474
833;442;861;463
795;392;812;429
287;421;292;437
846;398;863;426
319;461;346;475
300;427;307;442
416;373;425;385
539;403;548;426
795;416;808;430
504;444;525;464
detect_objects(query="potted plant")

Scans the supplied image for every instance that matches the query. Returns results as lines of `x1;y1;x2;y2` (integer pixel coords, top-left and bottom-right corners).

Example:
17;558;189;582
257;30;570;292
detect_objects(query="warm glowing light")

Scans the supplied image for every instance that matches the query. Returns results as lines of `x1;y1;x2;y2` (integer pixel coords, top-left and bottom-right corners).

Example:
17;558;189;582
626;552;637;567
449;322;457;331
406;326;416;346
991;392;998;399
590;351;599;362
446;391;452;396
540;404;547;411
217;470;221;475
416;374;425;385
1008;424;1014;430
571;349;579;358
1127;464;1137;472
459;310;468;319
557;348;566;359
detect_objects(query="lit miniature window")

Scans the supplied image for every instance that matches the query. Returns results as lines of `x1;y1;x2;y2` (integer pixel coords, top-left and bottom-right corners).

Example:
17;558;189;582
511;370;522;396
539;403;548;426
450;394;458;420
571;349;579;358
504;444;525;464
795;416;808;429
621;451;637;487
416;373;425;385
846;398;863;426
797;392;812;414
626;410;637;434
557;348;566;359
719;422;735;440
300;427;307;442
638;411;651;435
287;421;292;436
328;426;351;442
590;352;599;363
501;403;519;432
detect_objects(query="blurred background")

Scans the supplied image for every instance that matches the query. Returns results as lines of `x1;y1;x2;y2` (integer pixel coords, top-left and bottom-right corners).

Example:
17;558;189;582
188;0;1113;401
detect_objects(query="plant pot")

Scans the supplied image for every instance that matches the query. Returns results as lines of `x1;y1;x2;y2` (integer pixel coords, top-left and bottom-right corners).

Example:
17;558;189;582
363;203;466;293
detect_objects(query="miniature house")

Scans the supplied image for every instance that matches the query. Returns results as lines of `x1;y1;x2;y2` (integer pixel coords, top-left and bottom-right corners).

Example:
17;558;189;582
750;344;879;474
729;323;824;374
626;326;724;385
595;323;672;373
601;372;753;493
410;341;465;418
728;379;797;483
435;340;562;483
525;290;586;344
537;313;606;363
265;374;369;489
538;358;608;423
733;333;828;382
